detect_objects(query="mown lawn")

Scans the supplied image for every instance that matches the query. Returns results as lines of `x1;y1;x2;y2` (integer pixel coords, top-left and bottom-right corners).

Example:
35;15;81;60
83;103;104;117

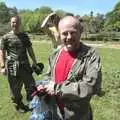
0;41;120;120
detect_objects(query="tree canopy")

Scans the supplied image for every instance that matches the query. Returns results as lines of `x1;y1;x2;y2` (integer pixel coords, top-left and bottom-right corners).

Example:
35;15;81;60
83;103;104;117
0;1;120;36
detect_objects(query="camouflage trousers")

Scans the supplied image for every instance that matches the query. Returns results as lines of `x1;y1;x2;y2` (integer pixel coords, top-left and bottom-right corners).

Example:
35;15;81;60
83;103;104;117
7;64;35;106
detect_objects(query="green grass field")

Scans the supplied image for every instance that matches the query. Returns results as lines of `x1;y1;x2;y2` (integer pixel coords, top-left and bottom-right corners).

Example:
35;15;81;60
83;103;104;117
0;41;120;120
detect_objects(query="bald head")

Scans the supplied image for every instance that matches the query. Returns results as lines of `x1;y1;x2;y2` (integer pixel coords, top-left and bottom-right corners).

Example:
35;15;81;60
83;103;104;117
58;16;83;51
58;16;82;31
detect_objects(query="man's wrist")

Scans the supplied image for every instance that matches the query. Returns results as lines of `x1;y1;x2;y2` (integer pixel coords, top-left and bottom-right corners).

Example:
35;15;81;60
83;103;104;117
33;60;37;65
0;64;5;68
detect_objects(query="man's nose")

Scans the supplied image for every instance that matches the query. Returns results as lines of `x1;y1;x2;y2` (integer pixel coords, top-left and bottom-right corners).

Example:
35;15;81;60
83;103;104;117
67;32;72;39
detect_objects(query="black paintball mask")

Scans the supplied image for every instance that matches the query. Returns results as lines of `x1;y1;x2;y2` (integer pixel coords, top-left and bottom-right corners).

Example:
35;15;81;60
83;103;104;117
32;62;44;75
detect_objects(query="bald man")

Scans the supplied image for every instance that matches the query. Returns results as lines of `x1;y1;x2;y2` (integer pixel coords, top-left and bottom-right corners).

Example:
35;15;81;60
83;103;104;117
38;16;102;120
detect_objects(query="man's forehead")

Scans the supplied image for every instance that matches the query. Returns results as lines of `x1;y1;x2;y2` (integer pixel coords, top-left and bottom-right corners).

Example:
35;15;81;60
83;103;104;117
11;16;20;22
59;16;79;28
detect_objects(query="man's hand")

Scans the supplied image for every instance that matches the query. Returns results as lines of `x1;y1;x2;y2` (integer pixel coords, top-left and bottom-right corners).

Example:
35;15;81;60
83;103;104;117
32;62;37;67
36;84;45;91
32;63;44;75
0;68;7;75
44;81;55;95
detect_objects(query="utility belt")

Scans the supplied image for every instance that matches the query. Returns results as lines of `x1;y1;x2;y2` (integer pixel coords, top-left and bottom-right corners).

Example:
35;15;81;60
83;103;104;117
6;55;28;64
6;56;30;76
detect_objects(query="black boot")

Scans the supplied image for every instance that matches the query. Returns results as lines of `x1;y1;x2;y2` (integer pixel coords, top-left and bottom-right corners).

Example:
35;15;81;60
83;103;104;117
15;102;30;113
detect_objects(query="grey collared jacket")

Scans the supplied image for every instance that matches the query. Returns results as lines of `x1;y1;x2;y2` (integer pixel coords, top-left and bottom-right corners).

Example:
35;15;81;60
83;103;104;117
47;42;102;120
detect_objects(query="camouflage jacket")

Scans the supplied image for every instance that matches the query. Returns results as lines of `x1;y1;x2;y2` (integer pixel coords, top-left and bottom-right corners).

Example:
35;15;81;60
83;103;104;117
0;31;32;76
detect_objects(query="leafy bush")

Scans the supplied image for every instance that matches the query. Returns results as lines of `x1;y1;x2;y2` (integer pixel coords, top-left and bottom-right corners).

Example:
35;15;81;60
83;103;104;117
0;23;10;36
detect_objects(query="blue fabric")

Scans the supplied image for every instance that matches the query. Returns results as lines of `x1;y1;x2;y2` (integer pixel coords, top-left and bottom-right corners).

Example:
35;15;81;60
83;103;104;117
29;79;60;120
29;95;52;120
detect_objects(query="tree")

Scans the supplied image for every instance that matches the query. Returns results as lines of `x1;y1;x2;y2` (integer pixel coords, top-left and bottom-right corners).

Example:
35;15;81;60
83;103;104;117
104;1;120;31
8;6;18;17
56;9;66;17
0;2;10;23
19;10;33;32
39;6;53;14
19;6;53;33
90;13;104;33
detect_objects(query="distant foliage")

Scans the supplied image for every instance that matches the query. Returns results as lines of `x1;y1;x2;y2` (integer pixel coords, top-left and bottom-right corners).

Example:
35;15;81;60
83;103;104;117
0;2;10;23
0;23;10;36
19;7;53;33
104;1;120;32
1;1;120;41
82;32;120;41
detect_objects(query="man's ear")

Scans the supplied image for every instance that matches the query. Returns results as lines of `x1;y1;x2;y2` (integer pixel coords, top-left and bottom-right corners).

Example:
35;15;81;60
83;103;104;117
79;23;83;33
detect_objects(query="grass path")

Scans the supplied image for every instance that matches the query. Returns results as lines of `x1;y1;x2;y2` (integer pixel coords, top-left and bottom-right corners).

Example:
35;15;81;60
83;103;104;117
32;40;120;49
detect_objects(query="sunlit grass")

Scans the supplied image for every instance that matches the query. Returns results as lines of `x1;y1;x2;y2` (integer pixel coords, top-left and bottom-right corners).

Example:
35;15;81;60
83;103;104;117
0;40;120;120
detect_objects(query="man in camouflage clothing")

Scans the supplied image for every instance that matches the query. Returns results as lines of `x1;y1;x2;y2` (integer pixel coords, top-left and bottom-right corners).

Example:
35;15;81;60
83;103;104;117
0;16;38;113
43;16;102;120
